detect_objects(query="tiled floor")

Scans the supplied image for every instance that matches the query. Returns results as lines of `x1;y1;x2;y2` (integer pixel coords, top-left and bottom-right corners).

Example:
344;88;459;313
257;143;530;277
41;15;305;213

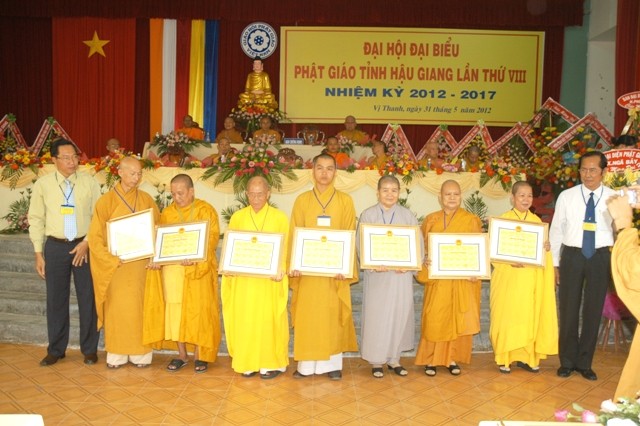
0;343;629;425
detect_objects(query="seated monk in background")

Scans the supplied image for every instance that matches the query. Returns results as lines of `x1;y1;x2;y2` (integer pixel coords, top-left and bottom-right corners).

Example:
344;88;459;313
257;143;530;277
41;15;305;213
460;146;482;171
177;115;204;140
209;137;237;164
337;115;368;145
323;136;352;169
367;140;390;170
419;139;444;170
238;57;278;109
215;117;244;144
253;116;282;143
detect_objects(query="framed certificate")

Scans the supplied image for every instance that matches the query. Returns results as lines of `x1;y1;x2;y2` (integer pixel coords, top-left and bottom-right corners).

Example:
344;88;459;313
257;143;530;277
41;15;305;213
219;230;284;278
359;224;422;270
106;208;155;263
290;228;356;278
488;217;548;266
427;233;490;279
152;221;209;265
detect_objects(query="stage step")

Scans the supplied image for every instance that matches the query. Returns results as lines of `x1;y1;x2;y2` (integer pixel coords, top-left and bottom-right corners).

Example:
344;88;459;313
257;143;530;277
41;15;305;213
0;233;495;358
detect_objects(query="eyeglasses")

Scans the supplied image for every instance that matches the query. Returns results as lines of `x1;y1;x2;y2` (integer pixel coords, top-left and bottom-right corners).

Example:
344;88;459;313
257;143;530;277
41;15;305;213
56;155;80;162
579;167;601;175
246;192;267;199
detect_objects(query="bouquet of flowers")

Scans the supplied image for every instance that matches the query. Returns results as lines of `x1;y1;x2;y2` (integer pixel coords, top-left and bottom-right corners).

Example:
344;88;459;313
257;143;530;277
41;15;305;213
230;103;287;136
201;140;297;194
604;167;640;232
85;150;161;189
1;149;50;190
336;135;356;154
1;187;31;233
555;395;640;425
480;156;524;191
365;135;421;184
151;131;208;157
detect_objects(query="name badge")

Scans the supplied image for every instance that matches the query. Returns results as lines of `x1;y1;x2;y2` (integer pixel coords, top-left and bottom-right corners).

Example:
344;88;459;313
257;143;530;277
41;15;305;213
317;215;331;227
583;222;597;232
60;205;75;215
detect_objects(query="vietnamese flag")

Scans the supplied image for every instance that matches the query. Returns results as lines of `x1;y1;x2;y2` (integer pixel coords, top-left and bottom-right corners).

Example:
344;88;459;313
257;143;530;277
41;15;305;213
52;18;136;157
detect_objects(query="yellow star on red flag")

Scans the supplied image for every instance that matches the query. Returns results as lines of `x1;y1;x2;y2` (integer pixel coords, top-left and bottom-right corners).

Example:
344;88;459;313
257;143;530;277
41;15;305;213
83;31;109;58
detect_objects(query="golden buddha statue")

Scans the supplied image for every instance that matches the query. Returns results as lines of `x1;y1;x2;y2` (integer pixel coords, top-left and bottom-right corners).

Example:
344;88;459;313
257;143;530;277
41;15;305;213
238;57;278;109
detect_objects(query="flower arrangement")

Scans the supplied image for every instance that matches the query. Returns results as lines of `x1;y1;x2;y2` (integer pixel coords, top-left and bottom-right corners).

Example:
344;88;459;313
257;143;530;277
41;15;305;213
0;133;19;154
479;156;524;191
603;167;640;232
336;135;356;154
555;395;640;425
365;135;422;184
0;149;50;190
229;103;287;136
201;140;297;194
151;131;208;157
1;187;31;233
84;150;162;189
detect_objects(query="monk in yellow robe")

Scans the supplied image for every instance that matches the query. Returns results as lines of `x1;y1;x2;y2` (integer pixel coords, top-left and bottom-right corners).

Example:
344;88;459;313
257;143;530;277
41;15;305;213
252;116;282;143
88;157;160;369
238;58;278;109
222;176;290;379
366;139;390;170
143;174;221;373
289;154;358;380
337;115;368;145
177;115;204;140
489;181;558;374
215;116;244;144
415;179;482;376
607;187;640;400
323;136;352;170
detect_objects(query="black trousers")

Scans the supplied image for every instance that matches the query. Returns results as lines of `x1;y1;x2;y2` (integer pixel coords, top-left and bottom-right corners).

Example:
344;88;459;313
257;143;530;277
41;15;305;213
557;245;610;370
43;238;99;357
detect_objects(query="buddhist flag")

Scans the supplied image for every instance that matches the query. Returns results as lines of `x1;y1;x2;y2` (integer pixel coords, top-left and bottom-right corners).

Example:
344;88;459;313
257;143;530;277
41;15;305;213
149;19;219;141
52;18;136;155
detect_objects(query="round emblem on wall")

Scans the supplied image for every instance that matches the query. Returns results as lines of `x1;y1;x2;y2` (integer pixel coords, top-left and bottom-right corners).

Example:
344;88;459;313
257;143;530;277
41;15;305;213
240;22;278;59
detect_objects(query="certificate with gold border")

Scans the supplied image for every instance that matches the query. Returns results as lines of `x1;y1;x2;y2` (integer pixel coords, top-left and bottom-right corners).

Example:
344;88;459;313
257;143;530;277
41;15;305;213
290;228;356;278
359;224;422;270
488;217;548;266
152;220;209;265
427;233;490;279
106;208;155;263
219;230;284;278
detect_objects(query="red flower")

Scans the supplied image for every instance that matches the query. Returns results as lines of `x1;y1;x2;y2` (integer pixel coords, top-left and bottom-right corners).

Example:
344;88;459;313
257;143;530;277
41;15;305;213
501;175;511;183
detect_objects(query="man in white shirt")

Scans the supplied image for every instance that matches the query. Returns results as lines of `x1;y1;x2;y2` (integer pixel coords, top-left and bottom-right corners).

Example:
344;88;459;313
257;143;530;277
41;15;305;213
549;151;615;381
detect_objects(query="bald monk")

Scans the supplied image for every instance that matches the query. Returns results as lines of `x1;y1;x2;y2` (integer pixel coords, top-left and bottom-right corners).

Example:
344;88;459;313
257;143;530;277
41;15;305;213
415;179;483;377
89;156;160;369
144;174;221;373
177;115;205;140
337;115;368;145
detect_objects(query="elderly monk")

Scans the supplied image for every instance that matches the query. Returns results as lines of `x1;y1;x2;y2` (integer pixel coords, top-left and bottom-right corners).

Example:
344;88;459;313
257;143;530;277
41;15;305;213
337;115;368;145
418;139;444;170
607;186;640;399
215;116;244;144
460;145;482;172
222;176;290;379
209;137;237;164
238;57;278;109
88;157;160;369
144;174;221;373
177;114;205;140
252;116;282;143
366;139;390;170
415;179;483;377
106;138;121;156
289;153;359;380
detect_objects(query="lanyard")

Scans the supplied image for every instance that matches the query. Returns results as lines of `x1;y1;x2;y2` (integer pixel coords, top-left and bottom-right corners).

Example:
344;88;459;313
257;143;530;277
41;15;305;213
380;207;395;224
56;174;75;205
443;209;457;231
313;188;336;214
580;185;604;209
511;209;528;221
114;187;138;213
250;205;269;231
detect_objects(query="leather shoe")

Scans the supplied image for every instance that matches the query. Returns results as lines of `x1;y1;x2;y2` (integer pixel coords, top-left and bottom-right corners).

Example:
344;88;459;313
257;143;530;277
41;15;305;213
84;353;98;365
556;366;573;378
40;353;65;366
327;370;342;380
576;368;597;381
